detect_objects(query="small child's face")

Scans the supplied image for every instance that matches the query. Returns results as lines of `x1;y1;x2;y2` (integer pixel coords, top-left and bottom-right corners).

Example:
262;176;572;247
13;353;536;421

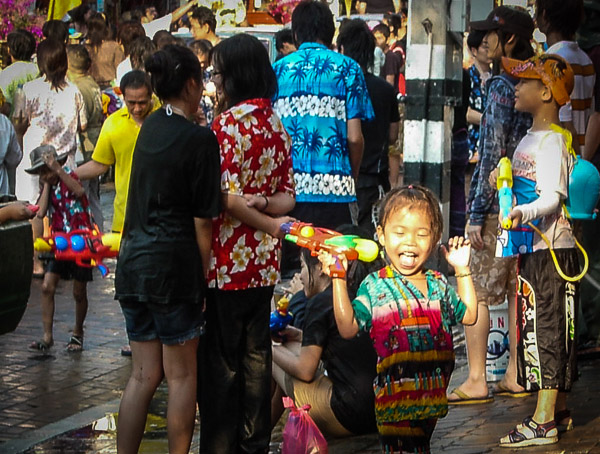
514;79;546;113
39;166;59;185
376;206;435;277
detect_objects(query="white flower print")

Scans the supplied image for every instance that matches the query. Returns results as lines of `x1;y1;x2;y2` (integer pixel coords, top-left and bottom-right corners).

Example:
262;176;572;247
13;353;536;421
230;235;252;273
219;214;241;245
216;265;232;288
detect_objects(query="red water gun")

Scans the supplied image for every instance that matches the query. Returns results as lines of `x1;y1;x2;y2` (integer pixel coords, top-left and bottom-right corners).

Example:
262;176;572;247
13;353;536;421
34;228;121;277
280;221;379;278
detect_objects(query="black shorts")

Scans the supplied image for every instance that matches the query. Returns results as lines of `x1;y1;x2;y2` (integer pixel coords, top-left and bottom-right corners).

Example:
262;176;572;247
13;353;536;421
45;260;93;282
516;248;579;391
119;300;204;345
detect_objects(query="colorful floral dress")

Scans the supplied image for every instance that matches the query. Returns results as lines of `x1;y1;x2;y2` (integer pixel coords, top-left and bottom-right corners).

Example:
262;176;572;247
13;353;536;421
207;98;295;290
49;167;93;233
352;267;466;452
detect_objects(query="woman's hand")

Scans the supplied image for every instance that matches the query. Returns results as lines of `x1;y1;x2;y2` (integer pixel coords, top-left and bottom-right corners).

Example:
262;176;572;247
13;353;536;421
488;167;499;188
465;222;484;250
441;236;471;270
244;193;268;211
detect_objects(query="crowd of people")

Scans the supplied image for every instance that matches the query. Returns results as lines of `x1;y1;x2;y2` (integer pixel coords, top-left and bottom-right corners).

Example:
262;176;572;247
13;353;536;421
1;0;600;453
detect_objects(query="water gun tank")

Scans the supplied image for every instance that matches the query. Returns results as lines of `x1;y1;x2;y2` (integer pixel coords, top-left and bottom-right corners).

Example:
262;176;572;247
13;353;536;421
565;158;600;220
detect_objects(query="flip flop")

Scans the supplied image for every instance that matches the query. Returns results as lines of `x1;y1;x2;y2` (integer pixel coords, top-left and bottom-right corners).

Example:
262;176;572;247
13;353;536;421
66;335;83;352
493;382;531;398
448;388;494;405
29;339;53;352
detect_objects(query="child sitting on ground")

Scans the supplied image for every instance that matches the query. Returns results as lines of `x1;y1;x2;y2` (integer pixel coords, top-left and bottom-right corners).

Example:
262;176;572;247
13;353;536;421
496;54;578;448
319;185;478;454
26;145;94;353
271;245;378;439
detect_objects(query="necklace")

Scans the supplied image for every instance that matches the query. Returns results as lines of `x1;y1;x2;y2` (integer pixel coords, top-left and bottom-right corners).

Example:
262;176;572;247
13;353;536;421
165;103;187;118
386;266;430;319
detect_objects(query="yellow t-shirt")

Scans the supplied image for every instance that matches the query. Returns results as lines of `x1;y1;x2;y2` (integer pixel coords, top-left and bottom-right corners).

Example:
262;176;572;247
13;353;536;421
92;102;159;232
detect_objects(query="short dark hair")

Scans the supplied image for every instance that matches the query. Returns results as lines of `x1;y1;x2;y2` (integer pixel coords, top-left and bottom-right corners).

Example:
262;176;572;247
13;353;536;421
466;29;487;51
120;69;152;97
189;39;213;57
117;20;146;55
190;6;217;33
274;28;294;52
292;1;335;47
129;37;156;70
536;0;583;39
153;30;176;50
66;44;92;72
42;20;69;44
383;13;403;37
372;23;391;40
337;19;374;73
211;34;277;111
7;29;36;61
145;44;203;100
37;39;68;91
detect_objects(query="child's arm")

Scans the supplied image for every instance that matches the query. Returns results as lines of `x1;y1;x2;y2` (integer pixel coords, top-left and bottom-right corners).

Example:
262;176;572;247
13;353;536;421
272;327;323;382
507;139;566;228
43;154;85;199
37;183;51;218
318;252;359;339
441;236;478;325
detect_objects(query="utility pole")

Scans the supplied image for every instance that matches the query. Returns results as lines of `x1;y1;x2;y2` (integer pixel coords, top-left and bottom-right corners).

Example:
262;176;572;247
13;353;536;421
403;0;468;238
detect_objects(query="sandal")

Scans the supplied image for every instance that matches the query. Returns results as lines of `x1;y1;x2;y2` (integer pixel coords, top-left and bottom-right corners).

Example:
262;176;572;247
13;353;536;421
66;335;83;352
29;339;53;352
555;409;573;433
499;416;558;448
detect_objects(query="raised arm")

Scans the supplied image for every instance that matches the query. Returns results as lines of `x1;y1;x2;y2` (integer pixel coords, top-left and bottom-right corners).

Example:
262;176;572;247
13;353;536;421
317;252;359;339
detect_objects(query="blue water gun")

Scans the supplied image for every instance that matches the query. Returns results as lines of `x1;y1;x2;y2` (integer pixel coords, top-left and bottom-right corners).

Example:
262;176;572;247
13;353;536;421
497;157;514;230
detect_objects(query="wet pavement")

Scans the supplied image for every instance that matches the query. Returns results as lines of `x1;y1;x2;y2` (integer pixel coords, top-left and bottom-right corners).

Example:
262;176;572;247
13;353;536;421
1;186;600;453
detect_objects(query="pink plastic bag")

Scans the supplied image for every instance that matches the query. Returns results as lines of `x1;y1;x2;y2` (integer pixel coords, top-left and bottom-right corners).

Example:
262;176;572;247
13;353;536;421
281;397;328;454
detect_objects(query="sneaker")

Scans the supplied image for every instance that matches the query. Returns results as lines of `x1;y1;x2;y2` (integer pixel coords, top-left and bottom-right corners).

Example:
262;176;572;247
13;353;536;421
499;416;558;448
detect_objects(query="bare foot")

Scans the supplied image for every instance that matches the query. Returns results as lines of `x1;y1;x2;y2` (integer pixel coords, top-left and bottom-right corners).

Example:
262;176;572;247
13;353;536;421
496;378;525;394
448;379;489;401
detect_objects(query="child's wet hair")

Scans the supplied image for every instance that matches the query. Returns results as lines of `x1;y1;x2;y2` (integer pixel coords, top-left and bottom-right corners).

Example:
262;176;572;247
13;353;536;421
378;185;443;245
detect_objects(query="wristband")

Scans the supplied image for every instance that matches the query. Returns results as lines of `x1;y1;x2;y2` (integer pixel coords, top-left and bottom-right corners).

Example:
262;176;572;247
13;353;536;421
455;272;471;278
262;194;269;211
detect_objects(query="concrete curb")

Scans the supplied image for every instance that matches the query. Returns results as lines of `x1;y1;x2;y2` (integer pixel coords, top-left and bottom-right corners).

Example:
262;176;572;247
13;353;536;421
1;398;121;454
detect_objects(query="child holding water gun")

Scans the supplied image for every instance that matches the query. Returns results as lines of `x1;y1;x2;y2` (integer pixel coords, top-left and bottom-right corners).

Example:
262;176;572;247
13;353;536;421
496;54;578;448
318;185;477;453
25;145;93;353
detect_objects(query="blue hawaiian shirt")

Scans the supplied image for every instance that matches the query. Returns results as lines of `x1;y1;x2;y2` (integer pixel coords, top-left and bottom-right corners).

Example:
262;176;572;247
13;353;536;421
273;42;375;203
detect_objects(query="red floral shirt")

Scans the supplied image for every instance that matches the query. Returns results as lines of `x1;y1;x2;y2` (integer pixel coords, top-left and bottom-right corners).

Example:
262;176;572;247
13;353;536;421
208;98;295;290
49;167;93;233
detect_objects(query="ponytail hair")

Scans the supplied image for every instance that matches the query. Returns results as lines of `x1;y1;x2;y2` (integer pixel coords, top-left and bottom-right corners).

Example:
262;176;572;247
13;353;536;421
144;44;203;100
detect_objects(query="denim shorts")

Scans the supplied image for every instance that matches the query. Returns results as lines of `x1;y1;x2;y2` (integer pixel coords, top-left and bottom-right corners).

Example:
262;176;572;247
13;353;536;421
119;300;204;345
46;259;93;282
